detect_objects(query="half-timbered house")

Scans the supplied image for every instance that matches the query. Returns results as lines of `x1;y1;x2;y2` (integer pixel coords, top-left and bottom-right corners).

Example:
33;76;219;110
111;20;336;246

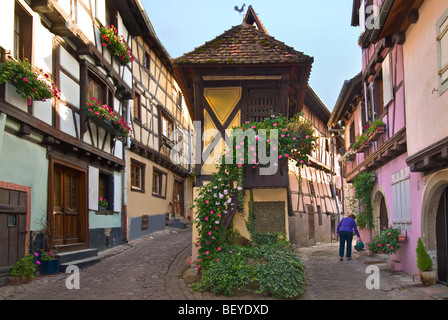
174;6;343;260
289;86;344;247
125;1;194;241
0;0;135;274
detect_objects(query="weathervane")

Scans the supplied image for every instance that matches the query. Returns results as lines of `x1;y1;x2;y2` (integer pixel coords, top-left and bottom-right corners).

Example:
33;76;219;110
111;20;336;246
234;3;246;15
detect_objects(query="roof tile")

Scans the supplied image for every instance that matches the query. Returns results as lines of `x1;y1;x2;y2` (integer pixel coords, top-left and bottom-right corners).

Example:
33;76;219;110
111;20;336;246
174;23;313;65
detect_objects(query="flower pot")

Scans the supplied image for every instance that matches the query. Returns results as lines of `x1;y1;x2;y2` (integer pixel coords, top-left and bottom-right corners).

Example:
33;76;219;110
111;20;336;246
41;259;60;276
419;270;437;286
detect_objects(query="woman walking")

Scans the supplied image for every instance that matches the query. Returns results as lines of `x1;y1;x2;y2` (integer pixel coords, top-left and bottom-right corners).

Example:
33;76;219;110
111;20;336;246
337;214;361;261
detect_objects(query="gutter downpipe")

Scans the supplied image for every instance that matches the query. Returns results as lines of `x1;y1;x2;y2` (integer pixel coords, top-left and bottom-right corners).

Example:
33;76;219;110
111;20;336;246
122;100;131;243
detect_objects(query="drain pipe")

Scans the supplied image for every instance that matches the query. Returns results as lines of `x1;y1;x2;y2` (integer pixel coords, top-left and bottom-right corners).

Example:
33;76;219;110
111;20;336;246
122;100;131;243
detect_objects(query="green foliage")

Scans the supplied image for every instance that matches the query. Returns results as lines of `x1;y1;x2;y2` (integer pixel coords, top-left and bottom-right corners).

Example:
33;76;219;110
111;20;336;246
193;248;255;296
367;226;401;254
352;171;375;229
351;133;367;151
0;58;60;105
365;119;386;136
255;246;306;299
9;254;38;279
416;237;433;272
193;242;306;299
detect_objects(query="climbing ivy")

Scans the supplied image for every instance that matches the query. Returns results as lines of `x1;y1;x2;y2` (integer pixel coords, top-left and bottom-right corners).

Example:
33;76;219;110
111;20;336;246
352;171;375;229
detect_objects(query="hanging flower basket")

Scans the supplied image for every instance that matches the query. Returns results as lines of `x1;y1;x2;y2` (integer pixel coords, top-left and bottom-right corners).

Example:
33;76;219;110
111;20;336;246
0;58;61;106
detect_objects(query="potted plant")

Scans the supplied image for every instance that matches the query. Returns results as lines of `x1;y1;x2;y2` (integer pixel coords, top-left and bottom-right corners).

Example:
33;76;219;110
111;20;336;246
98;197;109;211
38;251;60;276
8;254;38;285
416;237;436;286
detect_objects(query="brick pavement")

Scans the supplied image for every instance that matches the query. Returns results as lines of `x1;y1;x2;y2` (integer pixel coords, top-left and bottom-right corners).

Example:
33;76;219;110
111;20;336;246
1;227;447;301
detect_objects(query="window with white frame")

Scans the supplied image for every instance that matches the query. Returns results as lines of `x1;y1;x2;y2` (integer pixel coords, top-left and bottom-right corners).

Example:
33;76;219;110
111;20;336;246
391;167;411;230
437;8;448;94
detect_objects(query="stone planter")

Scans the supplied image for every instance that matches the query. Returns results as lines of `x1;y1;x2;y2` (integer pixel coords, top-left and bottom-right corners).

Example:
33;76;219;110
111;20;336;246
419;270;437;286
8;276;33;286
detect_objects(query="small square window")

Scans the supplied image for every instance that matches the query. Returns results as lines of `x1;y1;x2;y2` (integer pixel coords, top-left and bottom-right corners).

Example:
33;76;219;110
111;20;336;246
8;214;17;227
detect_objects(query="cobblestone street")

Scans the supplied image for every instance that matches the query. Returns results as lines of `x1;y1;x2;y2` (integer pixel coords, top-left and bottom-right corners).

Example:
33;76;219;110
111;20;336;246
1;227;448;302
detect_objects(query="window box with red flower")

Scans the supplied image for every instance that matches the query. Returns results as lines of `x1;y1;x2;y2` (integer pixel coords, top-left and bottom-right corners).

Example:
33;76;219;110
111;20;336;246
100;25;134;66
86;97;132;138
366;119;386;142
0;57;60;106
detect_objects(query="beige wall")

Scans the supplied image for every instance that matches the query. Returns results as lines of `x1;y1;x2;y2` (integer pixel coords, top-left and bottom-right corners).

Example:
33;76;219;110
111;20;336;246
126;151;192;219
404;0;448;157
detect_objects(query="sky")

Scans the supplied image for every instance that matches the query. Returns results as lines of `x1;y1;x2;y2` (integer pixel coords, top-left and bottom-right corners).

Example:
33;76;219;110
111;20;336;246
142;1;362;111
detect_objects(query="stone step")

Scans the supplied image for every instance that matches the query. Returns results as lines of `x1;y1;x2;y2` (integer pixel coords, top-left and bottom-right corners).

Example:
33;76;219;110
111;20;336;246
57;248;100;272
169;218;191;229
59;256;101;272
0;267;10;287
57;248;98;264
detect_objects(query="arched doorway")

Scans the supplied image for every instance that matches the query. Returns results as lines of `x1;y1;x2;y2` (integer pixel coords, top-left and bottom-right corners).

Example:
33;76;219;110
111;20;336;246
436;186;448;283
421;170;448;283
372;188;389;235
379;196;388;230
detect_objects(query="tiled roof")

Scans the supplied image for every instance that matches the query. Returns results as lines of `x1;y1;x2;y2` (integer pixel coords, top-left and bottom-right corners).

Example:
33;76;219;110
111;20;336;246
174;23;313;65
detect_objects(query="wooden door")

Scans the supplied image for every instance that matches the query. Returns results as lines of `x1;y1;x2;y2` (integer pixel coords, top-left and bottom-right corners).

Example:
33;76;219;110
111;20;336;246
0;188;27;268
436;187;448;283
379;196;388;231
173;180;184;218
52;164;86;250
